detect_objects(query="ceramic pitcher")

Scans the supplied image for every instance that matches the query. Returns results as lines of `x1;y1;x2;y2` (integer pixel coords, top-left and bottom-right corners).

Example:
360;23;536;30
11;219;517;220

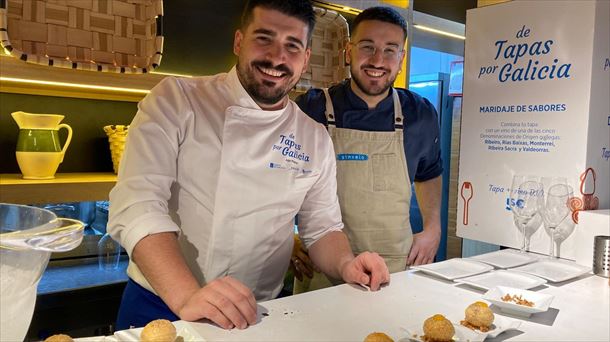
11;111;73;179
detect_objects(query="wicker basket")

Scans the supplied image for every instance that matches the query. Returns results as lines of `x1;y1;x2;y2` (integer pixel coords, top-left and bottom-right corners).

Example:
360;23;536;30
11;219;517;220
0;0;164;74
104;124;128;174
296;7;350;92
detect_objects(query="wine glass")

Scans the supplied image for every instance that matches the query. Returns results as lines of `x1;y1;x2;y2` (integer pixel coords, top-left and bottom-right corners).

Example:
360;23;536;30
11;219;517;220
509;175;542;253
98;233;121;270
512;209;543;252
552;211;576;257
538;177;573;258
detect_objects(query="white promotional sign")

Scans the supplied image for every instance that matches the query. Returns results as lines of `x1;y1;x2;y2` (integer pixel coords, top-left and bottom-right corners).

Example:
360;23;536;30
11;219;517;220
457;0;609;259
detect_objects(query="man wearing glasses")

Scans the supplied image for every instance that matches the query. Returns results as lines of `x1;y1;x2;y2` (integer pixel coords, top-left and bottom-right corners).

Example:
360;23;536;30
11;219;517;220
293;6;442;290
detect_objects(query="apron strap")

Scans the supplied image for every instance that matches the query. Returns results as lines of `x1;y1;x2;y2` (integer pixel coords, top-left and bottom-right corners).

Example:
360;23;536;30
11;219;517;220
322;88;336;127
391;88;404;130
323;87;404;130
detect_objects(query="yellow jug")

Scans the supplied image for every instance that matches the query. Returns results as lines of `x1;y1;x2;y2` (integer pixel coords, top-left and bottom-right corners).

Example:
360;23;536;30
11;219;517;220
11;111;73;179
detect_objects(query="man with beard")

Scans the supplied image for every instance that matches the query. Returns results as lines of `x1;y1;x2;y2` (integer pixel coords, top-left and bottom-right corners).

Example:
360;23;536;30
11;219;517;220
292;6;442;291
108;0;389;331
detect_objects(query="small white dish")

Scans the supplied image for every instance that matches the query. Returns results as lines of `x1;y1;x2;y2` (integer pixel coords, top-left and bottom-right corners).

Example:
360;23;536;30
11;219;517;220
469;249;537;268
511;259;591;282
454;270;547;290
448;314;522;339
404;323;482;342
114;321;205;342
483;286;554;317
411;258;493;281
484;315;522;338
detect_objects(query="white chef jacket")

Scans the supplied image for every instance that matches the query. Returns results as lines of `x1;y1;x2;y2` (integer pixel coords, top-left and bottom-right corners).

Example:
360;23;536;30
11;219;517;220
108;67;343;300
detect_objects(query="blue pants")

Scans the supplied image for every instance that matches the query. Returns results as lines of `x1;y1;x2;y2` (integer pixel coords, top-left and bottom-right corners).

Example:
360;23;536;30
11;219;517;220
115;278;179;330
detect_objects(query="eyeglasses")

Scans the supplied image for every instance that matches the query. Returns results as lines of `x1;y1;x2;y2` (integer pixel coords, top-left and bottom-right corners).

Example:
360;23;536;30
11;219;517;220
350;41;403;60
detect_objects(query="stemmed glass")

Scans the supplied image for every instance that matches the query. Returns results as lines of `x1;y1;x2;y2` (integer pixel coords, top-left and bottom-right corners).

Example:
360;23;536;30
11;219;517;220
537;177;573;258
551;210;576;257
509;175;542;253
98;233;121;270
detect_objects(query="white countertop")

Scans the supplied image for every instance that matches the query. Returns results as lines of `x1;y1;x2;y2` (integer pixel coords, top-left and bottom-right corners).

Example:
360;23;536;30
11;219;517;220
185;266;609;341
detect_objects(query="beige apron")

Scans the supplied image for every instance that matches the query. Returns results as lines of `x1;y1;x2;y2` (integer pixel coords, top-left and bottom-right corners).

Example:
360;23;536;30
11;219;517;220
294;88;413;293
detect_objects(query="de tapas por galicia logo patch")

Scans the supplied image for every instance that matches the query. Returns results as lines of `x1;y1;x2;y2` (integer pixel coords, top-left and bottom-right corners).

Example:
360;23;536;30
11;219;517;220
478;25;572;83
270;133;310;162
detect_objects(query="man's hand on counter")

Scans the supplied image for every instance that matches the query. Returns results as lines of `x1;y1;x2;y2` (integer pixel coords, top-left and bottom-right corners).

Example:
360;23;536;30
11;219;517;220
132;233;257;330
178;276;257;330
308;231;390;291
340;251;390;291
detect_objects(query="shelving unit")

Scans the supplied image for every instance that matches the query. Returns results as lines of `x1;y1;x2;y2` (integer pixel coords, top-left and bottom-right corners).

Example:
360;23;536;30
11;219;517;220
0;53;167;204
0;173;117;204
0;55;167;102
0;52;309;100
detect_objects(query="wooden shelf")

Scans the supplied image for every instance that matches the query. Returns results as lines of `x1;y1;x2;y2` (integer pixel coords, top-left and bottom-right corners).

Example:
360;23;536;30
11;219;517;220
0;173;117;204
0;54;167;102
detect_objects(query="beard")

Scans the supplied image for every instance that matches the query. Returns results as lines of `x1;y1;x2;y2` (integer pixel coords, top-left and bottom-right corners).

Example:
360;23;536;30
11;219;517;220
236;59;296;106
351;65;397;97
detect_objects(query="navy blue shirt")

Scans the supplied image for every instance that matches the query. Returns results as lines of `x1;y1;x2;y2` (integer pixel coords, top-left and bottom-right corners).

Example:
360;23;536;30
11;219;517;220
295;79;443;183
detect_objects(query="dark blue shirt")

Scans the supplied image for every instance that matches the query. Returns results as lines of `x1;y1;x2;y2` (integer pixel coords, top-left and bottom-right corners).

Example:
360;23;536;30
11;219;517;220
295;79;443;183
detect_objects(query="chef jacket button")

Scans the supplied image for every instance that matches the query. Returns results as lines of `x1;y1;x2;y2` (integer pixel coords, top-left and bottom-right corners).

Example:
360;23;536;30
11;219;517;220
396;117;402;122
329;114;334;119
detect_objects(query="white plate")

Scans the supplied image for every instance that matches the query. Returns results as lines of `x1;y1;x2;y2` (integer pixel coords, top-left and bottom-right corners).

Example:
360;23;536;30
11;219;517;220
483;286;554;317
454;270;547;290
511;259;591;282
449;314;522;339
113;321;205;342
404;323;482;342
411;259;494;281
469;249;537;268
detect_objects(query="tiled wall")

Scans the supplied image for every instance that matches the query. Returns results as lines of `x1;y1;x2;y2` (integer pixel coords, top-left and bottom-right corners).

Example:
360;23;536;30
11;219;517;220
448;97;463;259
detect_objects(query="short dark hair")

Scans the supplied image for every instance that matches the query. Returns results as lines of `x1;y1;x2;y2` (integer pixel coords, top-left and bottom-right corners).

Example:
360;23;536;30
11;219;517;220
352;6;408;41
241;0;316;44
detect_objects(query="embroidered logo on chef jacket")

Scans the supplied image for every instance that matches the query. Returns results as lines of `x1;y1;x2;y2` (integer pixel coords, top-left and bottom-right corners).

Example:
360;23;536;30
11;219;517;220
337;153;368;161
270;133;311;162
269;133;312;173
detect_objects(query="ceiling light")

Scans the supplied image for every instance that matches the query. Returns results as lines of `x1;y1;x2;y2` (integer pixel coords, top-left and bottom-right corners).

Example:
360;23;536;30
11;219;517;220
0;77;150;94
413;24;465;40
151;70;193;78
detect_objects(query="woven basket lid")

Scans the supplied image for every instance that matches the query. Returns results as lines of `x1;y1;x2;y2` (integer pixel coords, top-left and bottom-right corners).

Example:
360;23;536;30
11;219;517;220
0;0;164;74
